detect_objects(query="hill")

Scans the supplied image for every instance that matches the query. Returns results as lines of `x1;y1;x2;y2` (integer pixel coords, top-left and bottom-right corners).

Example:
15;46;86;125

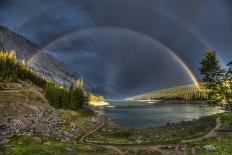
0;80;60;137
0;26;118;97
0;26;79;86
128;84;206;101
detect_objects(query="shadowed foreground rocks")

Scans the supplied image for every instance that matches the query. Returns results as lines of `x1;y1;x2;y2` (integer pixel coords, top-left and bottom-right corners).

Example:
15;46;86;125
0;81;61;144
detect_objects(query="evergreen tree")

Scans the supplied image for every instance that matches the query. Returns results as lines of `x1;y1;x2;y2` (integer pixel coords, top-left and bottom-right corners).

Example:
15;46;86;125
199;50;232;109
0;50;93;110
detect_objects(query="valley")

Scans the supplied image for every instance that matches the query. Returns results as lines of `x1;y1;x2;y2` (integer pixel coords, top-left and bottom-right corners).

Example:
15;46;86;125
0;80;232;155
0;10;231;154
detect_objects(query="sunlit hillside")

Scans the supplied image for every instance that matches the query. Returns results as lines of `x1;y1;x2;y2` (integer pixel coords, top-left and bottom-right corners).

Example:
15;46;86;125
128;84;206;101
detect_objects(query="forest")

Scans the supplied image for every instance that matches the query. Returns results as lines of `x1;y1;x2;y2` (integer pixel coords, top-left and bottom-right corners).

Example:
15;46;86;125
0;50;103;110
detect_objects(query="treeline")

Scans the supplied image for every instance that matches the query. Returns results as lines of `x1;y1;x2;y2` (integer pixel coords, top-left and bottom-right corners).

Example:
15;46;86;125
132;86;206;101
0;51;47;87
0;50;91;109
44;82;88;109
167;90;206;100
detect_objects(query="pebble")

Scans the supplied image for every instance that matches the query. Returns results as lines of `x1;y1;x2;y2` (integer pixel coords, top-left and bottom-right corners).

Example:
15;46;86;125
203;145;216;151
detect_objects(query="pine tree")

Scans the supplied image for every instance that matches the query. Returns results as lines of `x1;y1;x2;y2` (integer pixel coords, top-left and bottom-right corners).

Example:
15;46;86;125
199;49;231;109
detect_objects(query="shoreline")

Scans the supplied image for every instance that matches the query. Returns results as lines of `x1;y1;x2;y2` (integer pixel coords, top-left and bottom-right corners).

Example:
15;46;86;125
129;99;208;104
88;101;110;107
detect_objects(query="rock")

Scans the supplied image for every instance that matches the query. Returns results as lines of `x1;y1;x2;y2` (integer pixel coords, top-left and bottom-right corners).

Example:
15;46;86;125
181;147;186;151
63;131;69;137
160;145;174;150
0;138;9;145
61;136;70;143
70;123;76;128
65;145;76;152
135;139;142;144
33;137;42;144
203;145;216;151
44;141;51;145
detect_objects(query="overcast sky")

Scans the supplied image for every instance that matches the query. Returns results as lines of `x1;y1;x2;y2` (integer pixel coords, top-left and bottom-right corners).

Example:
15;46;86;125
0;0;232;96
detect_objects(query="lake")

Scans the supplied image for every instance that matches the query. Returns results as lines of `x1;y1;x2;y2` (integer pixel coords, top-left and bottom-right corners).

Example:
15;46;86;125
91;100;222;128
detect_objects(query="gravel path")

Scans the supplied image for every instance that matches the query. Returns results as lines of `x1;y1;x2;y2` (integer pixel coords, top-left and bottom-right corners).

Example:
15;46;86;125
183;117;221;143
204;117;221;139
78;115;124;155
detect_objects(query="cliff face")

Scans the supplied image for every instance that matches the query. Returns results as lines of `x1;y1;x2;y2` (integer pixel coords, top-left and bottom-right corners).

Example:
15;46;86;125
0;26;78;86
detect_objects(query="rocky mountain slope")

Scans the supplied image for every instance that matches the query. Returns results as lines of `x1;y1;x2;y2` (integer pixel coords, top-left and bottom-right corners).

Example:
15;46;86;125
0;81;103;148
0;26;120;97
0;81;61;141
0;26;78;86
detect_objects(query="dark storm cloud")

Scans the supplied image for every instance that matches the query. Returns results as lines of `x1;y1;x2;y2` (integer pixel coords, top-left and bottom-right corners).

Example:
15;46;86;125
47;28;192;96
0;0;232;96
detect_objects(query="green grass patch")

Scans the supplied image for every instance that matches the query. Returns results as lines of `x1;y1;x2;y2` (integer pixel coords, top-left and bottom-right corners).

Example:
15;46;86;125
220;112;232;129
186;112;232;155
60;109;94;125
1;135;66;155
187;133;232;155
0;135;112;155
103;131;133;139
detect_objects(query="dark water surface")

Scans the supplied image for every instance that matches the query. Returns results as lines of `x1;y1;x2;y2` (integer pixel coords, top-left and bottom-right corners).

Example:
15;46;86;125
91;100;222;128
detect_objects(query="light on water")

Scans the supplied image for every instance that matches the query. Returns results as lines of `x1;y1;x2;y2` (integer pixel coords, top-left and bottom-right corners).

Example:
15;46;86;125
91;100;222;128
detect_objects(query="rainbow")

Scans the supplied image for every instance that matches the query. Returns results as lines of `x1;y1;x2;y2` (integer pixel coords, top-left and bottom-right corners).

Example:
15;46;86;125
168;51;201;89
27;27;201;89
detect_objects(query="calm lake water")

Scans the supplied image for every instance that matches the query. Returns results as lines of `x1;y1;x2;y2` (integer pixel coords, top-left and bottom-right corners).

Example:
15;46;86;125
91;100;222;128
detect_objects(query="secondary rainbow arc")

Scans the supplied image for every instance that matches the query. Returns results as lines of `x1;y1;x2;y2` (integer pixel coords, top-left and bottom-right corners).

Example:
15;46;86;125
27;27;201;90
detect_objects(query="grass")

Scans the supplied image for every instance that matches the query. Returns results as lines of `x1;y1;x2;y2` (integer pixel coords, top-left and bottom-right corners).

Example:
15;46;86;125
0;109;112;155
60;108;95;125
0;135;112;155
187;133;232;155
220;112;232;129
106;131;133;139
1;135;69;155
186;112;232;155
1;105;230;154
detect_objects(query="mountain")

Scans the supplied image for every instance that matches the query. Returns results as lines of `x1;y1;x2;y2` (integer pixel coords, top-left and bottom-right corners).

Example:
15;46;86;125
128;84;205;101
0;26;117;97
0;26;80;86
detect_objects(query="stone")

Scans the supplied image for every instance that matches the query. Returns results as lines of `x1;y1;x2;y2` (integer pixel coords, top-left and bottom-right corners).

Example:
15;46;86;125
65;145;76;152
203;145;216;151
44;141;51;145
181;147;186;151
33;137;42;144
63;131;69;136
70;123;76;128
135;139;142;144
0;138;9;145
